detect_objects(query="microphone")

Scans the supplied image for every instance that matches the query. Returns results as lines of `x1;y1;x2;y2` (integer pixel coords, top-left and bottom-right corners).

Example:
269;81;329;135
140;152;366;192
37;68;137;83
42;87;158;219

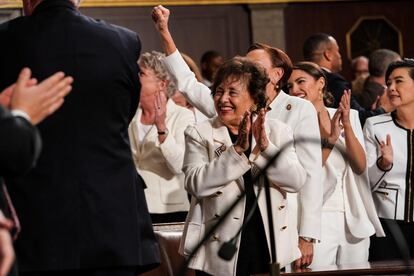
218;178;264;261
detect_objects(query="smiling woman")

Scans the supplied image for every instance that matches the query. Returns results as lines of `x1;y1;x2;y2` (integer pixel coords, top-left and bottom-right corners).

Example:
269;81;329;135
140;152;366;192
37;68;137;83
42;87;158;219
180;57;307;276
287;61;384;267
128;51;196;223
364;58;414;261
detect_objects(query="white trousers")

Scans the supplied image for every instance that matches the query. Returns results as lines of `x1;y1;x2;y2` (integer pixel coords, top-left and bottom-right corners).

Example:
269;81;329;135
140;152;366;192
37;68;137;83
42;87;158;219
311;211;369;267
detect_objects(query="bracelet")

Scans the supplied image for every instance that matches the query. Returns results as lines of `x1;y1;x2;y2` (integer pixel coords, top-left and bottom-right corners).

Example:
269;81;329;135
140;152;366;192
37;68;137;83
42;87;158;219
157;129;168;136
300;236;317;243
321;138;334;149
376;156;393;172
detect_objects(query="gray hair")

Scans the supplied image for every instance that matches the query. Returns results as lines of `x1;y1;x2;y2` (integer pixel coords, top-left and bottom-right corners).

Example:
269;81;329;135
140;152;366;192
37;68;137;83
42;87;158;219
369;49;401;77
138;51;178;98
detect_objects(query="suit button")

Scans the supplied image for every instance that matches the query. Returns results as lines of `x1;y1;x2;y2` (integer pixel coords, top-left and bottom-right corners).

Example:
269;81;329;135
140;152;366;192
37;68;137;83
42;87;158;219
278;205;285;210
212;234;220;241
281;226;287;231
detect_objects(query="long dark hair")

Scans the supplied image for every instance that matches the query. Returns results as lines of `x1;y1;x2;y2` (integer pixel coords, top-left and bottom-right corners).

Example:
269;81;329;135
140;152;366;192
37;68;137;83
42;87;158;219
292;61;334;107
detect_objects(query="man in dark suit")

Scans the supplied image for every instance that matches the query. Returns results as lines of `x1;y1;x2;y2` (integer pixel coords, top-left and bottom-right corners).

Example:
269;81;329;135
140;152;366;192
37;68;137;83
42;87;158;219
0;67;73;276
303;33;392;125
0;0;159;275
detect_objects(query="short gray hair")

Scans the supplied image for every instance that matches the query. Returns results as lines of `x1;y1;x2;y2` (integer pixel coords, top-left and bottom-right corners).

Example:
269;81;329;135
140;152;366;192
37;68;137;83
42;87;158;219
138;51;178;97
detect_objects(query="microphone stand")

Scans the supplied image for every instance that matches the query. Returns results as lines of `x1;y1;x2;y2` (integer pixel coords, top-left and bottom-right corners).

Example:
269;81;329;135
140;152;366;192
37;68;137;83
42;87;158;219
264;176;280;276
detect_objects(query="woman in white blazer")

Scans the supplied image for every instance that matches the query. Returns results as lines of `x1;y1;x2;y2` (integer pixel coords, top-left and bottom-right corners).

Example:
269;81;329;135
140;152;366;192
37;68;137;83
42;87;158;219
128;51;195;223
152;7;323;269
287;62;384;266
364;59;414;260
180;57;306;276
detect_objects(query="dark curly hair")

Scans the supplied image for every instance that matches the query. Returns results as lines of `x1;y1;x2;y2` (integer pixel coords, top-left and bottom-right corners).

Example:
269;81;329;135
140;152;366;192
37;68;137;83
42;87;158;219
211;57;268;110
247;42;293;91
292;61;334;107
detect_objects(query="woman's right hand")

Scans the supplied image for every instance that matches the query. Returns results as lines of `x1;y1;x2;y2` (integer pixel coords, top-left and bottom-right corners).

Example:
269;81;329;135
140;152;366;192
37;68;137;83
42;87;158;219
234;111;251;155
378;134;393;170
151;5;170;33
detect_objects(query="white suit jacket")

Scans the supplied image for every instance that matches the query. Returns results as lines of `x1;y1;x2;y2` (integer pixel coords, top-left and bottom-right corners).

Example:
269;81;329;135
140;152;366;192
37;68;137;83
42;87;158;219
128;99;195;214
179;117;306;276
323;108;384;238
364;113;413;222
164;50;323;241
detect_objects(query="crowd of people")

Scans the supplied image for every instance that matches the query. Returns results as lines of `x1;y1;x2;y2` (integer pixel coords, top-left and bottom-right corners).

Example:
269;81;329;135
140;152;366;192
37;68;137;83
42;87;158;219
0;1;413;276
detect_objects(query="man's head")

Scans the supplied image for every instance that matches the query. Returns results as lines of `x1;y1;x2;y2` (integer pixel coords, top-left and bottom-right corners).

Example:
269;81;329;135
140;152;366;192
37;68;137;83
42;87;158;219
351;56;369;80
303;33;342;73
369;49;401;79
200;50;224;83
22;0;81;15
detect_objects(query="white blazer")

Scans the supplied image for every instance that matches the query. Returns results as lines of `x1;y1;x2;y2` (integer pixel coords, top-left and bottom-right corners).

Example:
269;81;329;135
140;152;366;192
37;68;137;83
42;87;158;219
364;113;413;222
179;117;306;276
164;50;323;241
128;99;195;214
323;108;385;238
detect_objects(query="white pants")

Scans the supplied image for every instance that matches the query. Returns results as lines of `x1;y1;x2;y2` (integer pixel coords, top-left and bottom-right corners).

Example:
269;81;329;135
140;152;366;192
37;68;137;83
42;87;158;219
311;211;369;267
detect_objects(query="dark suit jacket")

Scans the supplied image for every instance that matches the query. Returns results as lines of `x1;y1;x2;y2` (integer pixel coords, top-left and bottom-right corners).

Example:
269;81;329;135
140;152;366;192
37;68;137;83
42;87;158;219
0;106;41;213
0;0;159;272
0;106;41;276
323;69;384;126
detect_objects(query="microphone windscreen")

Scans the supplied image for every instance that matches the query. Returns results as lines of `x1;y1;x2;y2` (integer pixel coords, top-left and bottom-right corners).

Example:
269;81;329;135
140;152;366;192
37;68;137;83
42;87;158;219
218;241;237;261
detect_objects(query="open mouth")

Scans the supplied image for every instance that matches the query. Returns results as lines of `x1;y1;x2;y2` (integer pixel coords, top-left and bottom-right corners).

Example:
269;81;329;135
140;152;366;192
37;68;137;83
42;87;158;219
218;106;234;111
294;93;306;99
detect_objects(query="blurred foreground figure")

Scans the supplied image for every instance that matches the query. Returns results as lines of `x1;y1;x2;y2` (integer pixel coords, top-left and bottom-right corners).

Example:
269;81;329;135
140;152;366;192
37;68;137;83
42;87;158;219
0;0;160;275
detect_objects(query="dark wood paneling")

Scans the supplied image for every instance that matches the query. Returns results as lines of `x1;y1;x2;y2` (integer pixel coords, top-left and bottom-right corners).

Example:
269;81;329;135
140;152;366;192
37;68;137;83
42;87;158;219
284;0;413;80
81;5;251;66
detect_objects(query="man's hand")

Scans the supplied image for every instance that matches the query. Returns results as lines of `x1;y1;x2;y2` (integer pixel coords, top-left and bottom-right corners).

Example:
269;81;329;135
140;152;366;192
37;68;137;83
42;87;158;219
294;237;314;268
0;214;14;276
10;68;73;125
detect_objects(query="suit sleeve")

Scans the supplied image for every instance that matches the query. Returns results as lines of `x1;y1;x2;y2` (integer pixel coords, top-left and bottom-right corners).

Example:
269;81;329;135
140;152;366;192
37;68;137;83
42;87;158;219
251;122;306;193
350;97;384;127
158;110;196;175
294;102;323;240
363;118;387;191
164;50;216;118
0;106;41;177
329;75;350;107
182;125;250;199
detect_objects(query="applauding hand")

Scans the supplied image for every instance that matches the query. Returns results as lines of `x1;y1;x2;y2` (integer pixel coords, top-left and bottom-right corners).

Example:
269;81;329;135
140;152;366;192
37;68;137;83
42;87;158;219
252;108;269;152
234;111;251;155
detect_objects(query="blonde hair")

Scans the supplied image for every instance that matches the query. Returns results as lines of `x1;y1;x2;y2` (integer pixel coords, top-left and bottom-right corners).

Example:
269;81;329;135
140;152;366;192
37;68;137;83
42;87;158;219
138;51;177;97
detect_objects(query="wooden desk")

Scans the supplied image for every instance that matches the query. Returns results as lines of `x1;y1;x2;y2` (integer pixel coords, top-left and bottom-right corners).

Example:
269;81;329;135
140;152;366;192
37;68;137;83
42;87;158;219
282;260;414;275
143;223;414;276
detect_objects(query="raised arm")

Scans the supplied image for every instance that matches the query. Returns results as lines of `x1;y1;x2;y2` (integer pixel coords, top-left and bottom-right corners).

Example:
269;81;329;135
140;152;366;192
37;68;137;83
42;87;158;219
152;5;216;118
340;90;366;174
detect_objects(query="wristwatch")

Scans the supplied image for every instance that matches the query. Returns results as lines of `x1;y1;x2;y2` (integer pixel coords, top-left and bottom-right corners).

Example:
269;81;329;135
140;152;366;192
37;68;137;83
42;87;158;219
157;128;169;136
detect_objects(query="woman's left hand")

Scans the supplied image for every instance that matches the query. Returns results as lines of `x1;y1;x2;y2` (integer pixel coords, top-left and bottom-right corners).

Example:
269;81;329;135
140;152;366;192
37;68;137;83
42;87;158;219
154;90;167;131
252;108;269;151
339;89;351;127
